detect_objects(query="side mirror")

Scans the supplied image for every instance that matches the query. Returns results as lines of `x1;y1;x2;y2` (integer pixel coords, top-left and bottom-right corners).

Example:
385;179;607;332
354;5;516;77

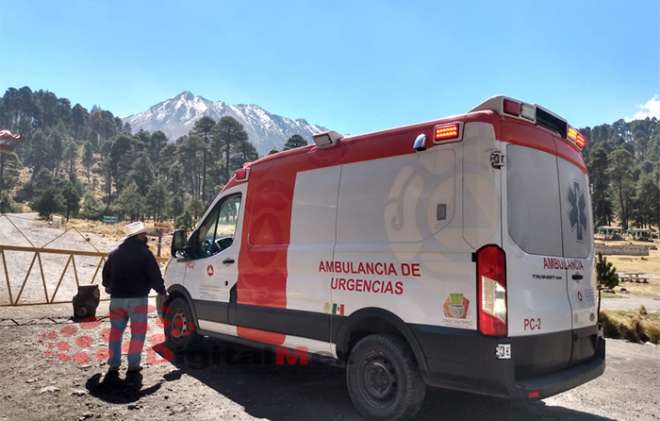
171;229;188;258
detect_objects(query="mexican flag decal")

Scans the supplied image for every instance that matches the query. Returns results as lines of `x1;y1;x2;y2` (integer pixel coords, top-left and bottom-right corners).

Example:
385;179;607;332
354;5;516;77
324;302;345;316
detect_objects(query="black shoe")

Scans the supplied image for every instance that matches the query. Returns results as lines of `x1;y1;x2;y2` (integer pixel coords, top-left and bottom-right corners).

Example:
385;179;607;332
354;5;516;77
102;368;120;385
125;369;143;388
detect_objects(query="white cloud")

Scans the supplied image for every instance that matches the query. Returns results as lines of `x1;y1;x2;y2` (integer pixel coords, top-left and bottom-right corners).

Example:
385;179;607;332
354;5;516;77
628;95;660;121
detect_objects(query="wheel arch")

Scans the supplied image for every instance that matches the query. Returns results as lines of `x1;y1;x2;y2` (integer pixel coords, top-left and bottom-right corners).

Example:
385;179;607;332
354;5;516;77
335;307;429;374
161;284;200;329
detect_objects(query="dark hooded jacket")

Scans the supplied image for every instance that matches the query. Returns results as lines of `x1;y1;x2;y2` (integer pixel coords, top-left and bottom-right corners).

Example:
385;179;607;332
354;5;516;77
102;236;167;298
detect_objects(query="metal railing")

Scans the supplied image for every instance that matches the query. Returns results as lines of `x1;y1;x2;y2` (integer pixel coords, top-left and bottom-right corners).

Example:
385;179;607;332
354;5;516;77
0;214;109;306
0;244;107;306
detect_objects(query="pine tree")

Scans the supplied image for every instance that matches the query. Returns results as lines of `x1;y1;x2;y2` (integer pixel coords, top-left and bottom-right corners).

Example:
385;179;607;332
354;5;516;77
62;180;82;220
146;178;168;221
213;116;248;183
80;192;101;219
608;148;634;230
63;141;78;180
128;152;155;196
114;182;145;220
32;187;64;218
82;142;95;185
283;134;308;150
0;151;21;195
587;147;612;226
596;253;619;290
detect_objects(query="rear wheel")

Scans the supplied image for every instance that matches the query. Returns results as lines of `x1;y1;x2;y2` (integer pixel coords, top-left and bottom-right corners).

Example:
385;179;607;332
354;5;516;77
346;334;426;420
164;297;200;352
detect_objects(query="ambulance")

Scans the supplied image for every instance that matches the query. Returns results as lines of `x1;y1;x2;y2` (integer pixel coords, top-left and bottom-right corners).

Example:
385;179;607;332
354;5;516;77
159;96;605;420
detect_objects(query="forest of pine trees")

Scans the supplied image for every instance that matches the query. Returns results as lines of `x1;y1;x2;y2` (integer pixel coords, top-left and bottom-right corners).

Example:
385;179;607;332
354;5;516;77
0;87;307;228
0;86;658;233
582;118;660;231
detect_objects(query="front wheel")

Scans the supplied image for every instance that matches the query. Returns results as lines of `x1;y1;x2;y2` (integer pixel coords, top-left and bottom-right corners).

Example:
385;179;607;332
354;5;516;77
163;297;200;352
346;334;426;420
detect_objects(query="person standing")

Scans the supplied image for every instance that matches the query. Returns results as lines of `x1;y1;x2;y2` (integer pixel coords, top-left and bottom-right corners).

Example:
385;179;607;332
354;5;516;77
101;221;167;385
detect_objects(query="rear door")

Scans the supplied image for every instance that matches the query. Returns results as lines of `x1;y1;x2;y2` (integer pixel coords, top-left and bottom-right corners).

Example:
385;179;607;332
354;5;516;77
504;143;573;338
557;154;599;364
557;156;596;330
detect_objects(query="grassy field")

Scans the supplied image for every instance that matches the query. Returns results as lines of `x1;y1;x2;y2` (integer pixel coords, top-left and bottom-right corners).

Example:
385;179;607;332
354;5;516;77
600;240;660;274
601;307;660;344
616;280;660;298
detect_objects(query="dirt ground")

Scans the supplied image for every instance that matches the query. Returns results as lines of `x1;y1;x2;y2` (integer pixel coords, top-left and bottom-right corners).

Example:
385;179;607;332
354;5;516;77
0;301;658;421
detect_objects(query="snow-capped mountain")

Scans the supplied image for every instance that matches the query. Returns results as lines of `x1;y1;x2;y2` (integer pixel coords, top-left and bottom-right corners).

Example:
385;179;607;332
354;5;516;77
123;91;326;156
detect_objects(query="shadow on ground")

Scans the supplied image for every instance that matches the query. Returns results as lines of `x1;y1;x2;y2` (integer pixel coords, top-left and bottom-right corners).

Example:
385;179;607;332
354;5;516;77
85;373;161;404
154;337;615;421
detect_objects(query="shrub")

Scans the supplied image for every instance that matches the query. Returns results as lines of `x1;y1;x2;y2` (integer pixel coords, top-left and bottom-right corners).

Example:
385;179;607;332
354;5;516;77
596;253;619;290
600;308;660;344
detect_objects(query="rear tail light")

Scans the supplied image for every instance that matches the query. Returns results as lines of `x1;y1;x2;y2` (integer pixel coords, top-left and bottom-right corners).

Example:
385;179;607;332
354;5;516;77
477;245;507;336
503;99;522;116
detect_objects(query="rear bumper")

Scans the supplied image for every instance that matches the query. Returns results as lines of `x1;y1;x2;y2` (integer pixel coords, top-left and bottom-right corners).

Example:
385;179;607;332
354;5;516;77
410;324;605;399
510;336;605;399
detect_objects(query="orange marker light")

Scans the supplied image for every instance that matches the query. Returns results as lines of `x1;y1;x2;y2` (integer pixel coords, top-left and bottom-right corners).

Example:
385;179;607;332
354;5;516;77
434;123;461;142
567;127;577;141
575;132;586;150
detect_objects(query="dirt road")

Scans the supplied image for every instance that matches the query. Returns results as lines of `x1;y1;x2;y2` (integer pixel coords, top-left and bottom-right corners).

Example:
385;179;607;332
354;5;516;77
0;306;657;421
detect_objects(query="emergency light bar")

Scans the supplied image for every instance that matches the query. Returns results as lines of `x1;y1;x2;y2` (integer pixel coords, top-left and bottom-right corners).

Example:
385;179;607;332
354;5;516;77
313;130;343;149
472;96;588;151
234;167;249;182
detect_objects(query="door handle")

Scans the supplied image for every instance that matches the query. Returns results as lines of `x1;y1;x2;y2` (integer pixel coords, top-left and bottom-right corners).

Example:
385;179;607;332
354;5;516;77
572;273;583;281
223;258;235;265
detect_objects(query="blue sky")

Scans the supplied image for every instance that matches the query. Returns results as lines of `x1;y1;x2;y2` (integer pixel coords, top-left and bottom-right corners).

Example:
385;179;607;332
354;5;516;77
1;0;658;135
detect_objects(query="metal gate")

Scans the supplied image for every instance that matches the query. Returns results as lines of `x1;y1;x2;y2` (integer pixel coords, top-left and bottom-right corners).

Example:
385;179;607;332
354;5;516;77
0;214;108;306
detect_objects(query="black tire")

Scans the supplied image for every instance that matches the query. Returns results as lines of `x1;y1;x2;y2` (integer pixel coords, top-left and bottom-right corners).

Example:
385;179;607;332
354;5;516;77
347;334;426;421
164;297;200;352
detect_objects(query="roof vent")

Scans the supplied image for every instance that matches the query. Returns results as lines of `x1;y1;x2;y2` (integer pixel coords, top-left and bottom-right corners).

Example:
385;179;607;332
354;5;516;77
313;131;343;149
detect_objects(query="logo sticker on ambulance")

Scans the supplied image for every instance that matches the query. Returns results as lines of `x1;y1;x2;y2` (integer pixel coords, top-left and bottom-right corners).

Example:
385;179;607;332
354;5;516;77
568;181;587;242
442;293;470;320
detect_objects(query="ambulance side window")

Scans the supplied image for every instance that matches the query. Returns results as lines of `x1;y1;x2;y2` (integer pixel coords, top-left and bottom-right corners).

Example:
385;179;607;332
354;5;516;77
193;193;241;258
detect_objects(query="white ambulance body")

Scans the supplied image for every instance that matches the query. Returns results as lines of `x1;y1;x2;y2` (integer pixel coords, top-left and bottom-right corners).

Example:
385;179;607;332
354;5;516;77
160;96;605;420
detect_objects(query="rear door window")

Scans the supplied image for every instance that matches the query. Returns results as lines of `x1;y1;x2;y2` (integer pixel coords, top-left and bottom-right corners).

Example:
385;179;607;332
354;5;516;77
506;144;563;256
557;158;592;258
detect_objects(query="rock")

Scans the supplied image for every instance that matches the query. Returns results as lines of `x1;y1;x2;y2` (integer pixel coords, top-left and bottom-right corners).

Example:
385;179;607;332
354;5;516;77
71;388;87;396
78;412;93;421
39;385;60;394
25;378;37;384
127;403;141;410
